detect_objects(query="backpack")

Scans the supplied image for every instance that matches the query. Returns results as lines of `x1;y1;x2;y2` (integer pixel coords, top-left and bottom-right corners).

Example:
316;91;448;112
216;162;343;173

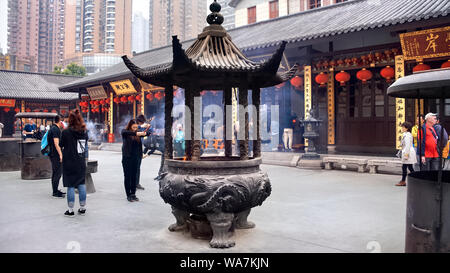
443;141;450;159
41;130;50;156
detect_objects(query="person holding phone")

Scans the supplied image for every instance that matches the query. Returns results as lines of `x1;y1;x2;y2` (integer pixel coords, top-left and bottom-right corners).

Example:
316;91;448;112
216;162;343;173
122;119;147;202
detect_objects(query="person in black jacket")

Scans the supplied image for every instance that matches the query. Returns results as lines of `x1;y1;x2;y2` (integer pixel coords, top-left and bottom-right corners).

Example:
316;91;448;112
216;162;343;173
47;115;65;198
60;110;89;217
122;119;147;202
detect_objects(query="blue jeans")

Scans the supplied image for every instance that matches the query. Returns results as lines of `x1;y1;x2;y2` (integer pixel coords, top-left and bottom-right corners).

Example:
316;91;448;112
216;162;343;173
67;185;86;209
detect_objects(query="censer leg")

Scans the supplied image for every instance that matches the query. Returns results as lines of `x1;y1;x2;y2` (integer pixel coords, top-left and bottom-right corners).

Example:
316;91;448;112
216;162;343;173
235;209;255;229
168;206;189;232
206;211;235;248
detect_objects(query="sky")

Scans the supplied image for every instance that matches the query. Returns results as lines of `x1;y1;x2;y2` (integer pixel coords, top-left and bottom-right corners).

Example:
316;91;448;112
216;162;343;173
0;0;214;54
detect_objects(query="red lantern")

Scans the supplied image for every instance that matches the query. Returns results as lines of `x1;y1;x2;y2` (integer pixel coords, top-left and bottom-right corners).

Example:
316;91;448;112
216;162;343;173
106;98;111;104
26;108;31;112
290;76;303;88
380;66;395;82
51;109;57;113
155;92;163;101
43;109;49;113
135;95;141;101
120;96;127;103
441;60;450;69
114;97;120;104
128;95;135;102
335;71;351;86
356;68;373;83
15;108;20;113
4;107;10;113
413;62;430;73
146;93;154;101
99;100;104;105
61;110;66;115
315;72;328;87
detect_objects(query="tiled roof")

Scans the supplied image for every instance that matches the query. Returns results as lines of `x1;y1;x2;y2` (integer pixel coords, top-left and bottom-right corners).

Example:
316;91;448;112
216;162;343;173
0;70;80;101
60;0;450;92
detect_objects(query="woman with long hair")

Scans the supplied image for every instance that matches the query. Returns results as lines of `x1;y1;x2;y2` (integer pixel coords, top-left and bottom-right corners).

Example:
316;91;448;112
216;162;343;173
396;121;417;187
60;109;89;217
122;119;147;202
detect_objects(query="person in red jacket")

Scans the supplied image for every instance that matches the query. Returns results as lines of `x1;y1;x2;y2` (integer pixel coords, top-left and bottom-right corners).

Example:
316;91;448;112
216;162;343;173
419;113;440;170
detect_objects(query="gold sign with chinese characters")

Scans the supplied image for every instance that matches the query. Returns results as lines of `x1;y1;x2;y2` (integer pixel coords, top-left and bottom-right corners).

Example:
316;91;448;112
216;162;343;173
109;92;114;133
395;55;405;150
0;99;16;107
327;69;335;145
86;85;108;100
399;26;450;60
110;79;137;95
304;66;312;147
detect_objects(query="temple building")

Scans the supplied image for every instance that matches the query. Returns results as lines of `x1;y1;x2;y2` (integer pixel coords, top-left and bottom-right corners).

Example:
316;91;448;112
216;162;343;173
0;70;79;137
59;0;450;155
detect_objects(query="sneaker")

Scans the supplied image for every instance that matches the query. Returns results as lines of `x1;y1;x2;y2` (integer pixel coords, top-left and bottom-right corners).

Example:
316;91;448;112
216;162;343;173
64;210;75;217
127;196;134;202
131;195;139;202
78;208;86;216
52;192;65;199
136;184;145;190
57;190;66;195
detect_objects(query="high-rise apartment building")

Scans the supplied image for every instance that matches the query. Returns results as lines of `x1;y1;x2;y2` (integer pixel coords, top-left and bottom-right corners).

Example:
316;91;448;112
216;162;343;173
63;0;132;74
149;0;207;49
217;0;235;30
132;12;150;54
7;0;64;73
230;0;348;27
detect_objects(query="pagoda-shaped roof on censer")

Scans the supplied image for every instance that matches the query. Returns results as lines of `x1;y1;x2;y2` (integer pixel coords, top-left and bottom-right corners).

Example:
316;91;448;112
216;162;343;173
122;0;297;89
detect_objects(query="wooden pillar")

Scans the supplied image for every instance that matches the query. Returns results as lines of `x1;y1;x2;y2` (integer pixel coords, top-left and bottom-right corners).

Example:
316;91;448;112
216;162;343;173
238;82;249;160
252;87;261;158
133;100;136;119
164;84;173;159
185;87;193;160
395;55;405;150
224;86;233;158
192;88;202;161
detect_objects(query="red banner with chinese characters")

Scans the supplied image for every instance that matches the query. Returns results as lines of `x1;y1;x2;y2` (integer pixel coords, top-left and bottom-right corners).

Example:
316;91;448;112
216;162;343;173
400;26;450;61
0;99;16;107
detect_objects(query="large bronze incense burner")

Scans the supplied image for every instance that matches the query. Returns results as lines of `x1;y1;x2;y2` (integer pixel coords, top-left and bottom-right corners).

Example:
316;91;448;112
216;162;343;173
123;1;297;248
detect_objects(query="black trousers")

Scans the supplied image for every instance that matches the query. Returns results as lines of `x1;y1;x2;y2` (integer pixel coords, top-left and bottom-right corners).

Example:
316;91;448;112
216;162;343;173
401;164;415;181
50;156;62;194
423;157;440;171
136;156;142;186
122;156;139;197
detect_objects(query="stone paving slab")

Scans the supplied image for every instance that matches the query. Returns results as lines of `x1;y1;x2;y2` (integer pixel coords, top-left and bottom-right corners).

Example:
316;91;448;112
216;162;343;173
0;151;406;253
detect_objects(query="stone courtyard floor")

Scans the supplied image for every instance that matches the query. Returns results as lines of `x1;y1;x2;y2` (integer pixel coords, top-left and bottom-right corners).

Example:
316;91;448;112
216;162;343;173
0;150;406;253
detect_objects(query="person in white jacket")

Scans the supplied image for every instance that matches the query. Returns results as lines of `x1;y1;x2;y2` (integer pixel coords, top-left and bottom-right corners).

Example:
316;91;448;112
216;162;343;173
396;122;417;186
